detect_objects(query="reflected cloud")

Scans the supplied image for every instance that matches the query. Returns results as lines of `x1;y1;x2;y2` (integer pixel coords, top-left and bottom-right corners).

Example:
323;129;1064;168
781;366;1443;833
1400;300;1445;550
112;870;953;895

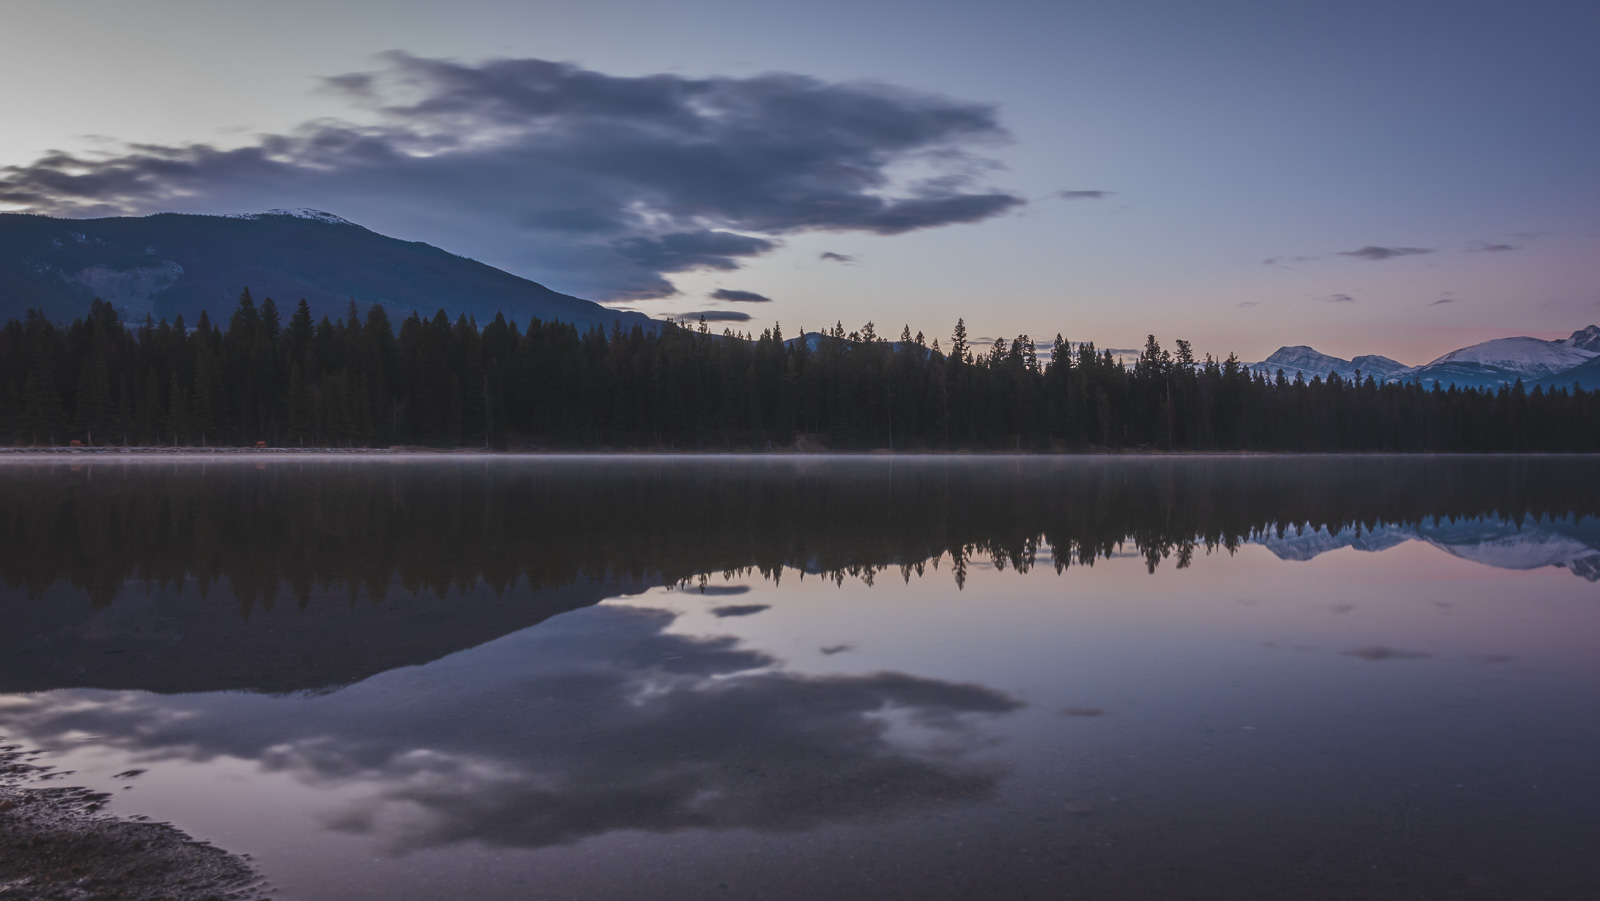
0;606;1021;853
1059;707;1106;717
1341;646;1432;662
710;604;771;618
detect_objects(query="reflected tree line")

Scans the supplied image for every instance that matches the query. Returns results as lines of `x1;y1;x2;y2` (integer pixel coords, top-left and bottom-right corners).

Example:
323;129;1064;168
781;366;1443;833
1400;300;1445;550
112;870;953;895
1;457;1594;608
5;296;1600;451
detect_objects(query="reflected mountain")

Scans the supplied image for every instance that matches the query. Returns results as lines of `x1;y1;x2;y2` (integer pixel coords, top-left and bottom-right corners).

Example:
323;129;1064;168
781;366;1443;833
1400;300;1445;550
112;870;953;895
0;605;1021;852
2;456;1597;696
1257;515;1600;580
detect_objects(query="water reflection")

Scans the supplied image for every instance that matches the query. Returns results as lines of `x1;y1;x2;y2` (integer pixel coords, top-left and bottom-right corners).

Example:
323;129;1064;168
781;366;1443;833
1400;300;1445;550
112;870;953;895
1257;515;1600;579
2;456;1597;695
0;456;1597;898
0;605;1019;852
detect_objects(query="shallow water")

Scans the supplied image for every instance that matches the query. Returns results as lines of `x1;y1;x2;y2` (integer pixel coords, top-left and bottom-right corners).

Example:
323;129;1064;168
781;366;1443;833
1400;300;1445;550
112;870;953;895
2;456;1598;899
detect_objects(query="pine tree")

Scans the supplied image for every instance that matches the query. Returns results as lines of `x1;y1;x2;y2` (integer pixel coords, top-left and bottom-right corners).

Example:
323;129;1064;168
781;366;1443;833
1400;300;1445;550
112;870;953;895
286;362;315;446
21;346;67;445
166;369;191;446
74;346;112;445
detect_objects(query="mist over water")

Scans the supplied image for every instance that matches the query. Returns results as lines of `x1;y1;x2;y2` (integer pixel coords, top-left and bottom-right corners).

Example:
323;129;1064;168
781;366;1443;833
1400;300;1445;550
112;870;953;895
2;456;1598;899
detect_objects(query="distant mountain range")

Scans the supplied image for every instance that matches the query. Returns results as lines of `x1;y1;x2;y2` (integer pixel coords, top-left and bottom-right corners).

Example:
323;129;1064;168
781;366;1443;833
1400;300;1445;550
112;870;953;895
0;209;652;332
1256;515;1600;581
1251;327;1600;391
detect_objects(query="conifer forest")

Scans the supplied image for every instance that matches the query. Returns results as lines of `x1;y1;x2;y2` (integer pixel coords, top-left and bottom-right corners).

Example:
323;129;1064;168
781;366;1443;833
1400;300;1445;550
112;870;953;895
3;293;1597;452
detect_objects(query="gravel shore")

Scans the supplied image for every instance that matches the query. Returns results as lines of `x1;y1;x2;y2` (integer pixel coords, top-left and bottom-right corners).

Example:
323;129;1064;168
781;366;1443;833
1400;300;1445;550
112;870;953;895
0;742;262;901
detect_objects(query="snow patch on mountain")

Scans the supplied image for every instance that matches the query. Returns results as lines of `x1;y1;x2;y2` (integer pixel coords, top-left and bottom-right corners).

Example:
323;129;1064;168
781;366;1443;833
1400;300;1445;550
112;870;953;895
1421;336;1596;375
226;208;357;226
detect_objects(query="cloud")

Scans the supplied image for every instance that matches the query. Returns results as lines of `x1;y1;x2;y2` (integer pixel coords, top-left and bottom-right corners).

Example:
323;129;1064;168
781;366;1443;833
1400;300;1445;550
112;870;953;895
1317;293;1355;303
709;288;773;303
818;252;856;263
1057;190;1114;200
614;231;777;275
1337;245;1433;261
1261;255;1320;266
1237;301;1260;308
1429;297;1457;306
0;53;1023;300
678;310;752;322
1468;242;1518;253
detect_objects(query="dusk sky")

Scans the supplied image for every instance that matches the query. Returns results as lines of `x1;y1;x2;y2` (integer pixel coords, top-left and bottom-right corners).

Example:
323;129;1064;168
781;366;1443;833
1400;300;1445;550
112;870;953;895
2;0;1596;363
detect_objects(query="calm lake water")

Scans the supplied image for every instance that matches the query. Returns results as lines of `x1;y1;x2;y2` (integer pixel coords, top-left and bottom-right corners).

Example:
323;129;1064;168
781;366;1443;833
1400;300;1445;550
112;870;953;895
2;456;1598;899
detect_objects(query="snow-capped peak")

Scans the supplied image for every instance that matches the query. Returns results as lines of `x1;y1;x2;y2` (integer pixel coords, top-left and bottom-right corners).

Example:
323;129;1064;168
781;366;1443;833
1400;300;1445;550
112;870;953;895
226;208;356;226
1253;346;1350;376
1556;325;1600;353
1248;346;1413;382
1422;336;1597;376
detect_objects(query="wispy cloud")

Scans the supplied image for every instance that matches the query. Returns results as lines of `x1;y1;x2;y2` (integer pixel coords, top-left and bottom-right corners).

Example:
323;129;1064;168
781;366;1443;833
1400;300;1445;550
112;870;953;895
1337;245;1433;261
818;252;856;263
1058;190;1115;200
0;53;1023;300
1316;293;1355;303
1429;297;1457;306
1262;255;1321;266
1237;301;1260;308
1467;242;1518;253
709;288;772;303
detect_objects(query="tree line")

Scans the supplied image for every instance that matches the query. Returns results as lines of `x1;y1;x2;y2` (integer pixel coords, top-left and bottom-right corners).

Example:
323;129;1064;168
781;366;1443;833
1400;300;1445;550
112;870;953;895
3;293;1597;451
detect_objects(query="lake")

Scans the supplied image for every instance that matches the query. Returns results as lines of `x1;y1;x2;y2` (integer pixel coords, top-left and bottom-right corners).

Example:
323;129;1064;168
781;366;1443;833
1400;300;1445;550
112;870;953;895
2;456;1598;899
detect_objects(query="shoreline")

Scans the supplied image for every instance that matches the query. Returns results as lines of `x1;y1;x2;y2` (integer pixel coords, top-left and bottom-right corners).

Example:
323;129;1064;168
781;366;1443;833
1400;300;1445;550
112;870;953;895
0;741;262;901
2;446;1599;458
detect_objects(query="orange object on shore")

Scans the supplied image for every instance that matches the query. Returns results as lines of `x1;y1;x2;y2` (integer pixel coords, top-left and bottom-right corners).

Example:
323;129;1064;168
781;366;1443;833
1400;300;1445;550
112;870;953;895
255;441;267;448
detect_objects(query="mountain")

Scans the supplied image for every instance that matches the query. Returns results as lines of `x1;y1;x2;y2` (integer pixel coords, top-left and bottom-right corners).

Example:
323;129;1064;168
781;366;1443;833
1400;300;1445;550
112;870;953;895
1555;325;1600;352
1251;329;1600;391
1249;346;1413;382
1349;354;1413;379
0;209;653;332
1535;354;1600;392
1406;336;1597;390
1533;327;1600;391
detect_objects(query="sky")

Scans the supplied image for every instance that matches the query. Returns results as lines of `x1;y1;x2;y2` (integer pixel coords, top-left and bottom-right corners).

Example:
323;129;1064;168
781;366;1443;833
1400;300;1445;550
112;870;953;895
1;0;1597;364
